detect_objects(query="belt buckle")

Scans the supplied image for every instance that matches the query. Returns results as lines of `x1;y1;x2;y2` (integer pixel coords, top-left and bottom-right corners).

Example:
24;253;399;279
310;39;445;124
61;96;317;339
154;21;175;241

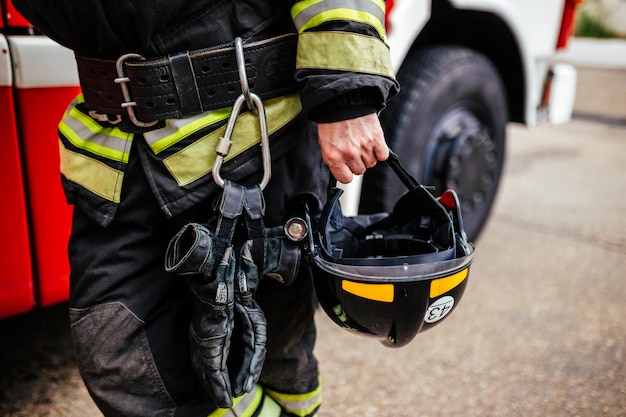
114;53;159;128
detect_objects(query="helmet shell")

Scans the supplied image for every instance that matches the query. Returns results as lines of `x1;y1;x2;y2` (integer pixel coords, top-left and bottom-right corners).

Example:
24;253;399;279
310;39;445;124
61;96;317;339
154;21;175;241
305;179;474;348
312;246;472;347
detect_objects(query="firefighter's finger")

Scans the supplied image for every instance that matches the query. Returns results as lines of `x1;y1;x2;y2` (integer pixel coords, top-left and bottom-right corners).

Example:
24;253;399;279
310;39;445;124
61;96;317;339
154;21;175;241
328;163;354;184
373;140;390;162
348;156;368;175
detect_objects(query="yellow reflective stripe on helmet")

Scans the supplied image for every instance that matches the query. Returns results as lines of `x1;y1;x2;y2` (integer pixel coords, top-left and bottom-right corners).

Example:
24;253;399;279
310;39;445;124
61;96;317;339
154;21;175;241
292;0;386;40
342;280;394;303
430;268;469;298
144;107;233;154
265;378;323;417
59;139;124;203
163;94;302;186
296;32;394;78
59;106;133;163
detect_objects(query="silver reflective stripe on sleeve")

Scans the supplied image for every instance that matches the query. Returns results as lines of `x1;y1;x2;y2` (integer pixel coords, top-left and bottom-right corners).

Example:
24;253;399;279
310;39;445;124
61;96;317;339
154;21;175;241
292;0;386;40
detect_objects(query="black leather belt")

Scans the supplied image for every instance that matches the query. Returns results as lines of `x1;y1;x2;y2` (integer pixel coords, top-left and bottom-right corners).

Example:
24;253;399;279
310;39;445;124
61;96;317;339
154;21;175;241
75;34;298;123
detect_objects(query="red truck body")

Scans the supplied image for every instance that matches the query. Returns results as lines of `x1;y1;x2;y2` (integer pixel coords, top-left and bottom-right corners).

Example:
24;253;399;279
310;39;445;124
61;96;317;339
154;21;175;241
1;1;79;318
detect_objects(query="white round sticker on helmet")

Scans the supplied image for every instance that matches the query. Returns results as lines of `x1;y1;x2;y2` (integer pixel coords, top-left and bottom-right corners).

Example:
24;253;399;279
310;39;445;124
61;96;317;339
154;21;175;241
424;296;455;323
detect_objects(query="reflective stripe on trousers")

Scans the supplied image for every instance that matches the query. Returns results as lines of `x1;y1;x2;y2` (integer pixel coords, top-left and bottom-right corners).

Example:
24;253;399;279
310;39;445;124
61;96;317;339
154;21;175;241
208;386;279;417
208;383;322;417
265;378;322;417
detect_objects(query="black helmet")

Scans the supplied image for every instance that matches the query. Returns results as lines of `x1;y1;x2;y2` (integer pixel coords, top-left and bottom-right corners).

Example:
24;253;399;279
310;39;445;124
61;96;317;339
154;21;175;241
303;152;474;348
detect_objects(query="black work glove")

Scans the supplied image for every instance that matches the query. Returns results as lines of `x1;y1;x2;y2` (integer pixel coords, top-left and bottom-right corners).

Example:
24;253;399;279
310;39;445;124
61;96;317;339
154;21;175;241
261;227;302;286
165;224;236;408
188;246;236;408
232;240;267;397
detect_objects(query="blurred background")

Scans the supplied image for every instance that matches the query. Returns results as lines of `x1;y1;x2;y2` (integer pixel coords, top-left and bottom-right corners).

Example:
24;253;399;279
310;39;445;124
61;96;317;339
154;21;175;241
575;0;626;39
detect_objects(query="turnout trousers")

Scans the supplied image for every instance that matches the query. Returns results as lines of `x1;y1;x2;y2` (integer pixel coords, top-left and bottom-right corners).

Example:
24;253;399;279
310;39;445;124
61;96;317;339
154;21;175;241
67;128;328;417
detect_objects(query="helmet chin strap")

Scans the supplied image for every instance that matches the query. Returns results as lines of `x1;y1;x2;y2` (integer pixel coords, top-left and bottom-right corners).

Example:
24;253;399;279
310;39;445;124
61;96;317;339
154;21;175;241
386;150;420;190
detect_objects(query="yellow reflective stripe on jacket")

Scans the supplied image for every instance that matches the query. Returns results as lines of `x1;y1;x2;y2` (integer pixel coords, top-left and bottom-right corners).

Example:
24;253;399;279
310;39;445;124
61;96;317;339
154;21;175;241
59;140;124;203
145;107;232;154
264;378;323;417
163;94;302;186
292;0;386;41
59;104;133;163
207;386;283;417
296;31;394;78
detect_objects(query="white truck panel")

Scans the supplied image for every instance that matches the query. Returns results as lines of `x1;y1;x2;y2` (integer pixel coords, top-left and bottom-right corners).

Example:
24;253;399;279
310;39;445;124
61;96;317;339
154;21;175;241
0;36;12;87
386;1;431;72
8;36;78;88
449;0;567;126
451;0;564;56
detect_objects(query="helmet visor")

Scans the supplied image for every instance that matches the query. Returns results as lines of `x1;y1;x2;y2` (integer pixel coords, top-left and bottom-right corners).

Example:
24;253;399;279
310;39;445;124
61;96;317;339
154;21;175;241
313;246;473;283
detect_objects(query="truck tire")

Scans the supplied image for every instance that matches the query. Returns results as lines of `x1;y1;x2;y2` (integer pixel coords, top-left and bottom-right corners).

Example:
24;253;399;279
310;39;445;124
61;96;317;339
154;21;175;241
361;45;508;241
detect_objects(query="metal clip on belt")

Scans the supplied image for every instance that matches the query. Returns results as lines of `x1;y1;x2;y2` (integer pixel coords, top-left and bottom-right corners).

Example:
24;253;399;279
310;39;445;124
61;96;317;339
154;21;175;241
212;38;271;190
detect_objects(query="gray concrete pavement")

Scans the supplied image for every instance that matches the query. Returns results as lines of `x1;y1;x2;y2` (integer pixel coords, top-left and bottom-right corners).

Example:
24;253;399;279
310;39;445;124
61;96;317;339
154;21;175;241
573;67;626;122
1;59;625;417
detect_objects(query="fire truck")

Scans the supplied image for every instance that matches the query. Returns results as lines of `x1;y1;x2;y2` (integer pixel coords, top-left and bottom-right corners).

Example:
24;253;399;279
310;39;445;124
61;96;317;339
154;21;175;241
0;0;581;319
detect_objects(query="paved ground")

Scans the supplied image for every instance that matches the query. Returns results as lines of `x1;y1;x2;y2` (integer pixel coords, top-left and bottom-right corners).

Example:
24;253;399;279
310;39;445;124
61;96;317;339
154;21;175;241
1;60;625;417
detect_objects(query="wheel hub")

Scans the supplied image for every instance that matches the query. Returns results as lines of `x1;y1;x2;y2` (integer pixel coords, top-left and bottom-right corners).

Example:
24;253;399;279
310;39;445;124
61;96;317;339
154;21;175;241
427;110;499;217
445;126;498;214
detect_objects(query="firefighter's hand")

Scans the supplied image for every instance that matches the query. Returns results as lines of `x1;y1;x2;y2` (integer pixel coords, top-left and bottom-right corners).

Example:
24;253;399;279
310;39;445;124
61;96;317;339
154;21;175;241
317;113;389;184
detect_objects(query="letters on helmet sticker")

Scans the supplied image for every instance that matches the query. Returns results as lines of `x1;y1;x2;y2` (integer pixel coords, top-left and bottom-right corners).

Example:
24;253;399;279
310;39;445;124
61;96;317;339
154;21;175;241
424;296;455;324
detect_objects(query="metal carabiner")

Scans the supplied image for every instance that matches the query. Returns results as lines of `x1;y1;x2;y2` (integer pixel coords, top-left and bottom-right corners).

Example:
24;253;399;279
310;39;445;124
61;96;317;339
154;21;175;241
212;92;271;190
212;37;271;190
234;37;255;111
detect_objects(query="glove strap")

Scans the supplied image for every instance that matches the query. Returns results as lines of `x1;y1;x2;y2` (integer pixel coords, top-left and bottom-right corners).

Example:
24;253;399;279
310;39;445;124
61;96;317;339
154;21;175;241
242;185;268;268
213;180;246;263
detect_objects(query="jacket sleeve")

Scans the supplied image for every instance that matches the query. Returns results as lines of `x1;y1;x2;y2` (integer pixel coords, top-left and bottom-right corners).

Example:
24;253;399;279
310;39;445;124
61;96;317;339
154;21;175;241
289;0;400;121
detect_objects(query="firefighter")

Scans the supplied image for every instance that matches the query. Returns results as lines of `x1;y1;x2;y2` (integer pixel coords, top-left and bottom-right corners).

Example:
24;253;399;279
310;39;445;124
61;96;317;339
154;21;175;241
13;1;398;416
